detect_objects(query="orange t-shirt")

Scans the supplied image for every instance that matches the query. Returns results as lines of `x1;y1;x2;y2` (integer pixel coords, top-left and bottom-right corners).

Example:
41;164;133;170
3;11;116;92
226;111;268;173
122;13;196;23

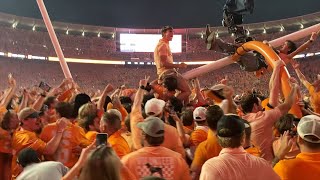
245;146;261;157
40;123;90;168
0;127;12;180
306;83;320;114
191;130;222;172
274;152;320;180
11;128;47;178
85;131;98;143
154;39;174;76
189;127;208;147
0;127;12;154
108;130;131;159
121;146;191;180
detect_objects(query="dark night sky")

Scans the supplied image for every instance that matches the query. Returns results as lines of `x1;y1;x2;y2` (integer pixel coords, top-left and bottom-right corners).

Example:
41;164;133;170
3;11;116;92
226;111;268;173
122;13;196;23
0;0;319;28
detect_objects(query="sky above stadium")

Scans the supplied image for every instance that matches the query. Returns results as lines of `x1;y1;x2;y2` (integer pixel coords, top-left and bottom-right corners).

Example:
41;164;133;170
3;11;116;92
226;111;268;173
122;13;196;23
0;0;319;28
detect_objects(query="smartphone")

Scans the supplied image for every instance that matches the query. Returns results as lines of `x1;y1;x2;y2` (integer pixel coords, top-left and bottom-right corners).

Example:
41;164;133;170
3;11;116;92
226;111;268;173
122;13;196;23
96;133;108;146
39;81;51;92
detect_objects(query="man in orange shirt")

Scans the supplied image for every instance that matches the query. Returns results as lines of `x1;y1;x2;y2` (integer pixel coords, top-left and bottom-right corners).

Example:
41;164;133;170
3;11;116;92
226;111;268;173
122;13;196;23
154;26;191;104
191;105;223;180
274;115;320;180
190;107;209;147
40;102;90;168
100;109;131;158
121;116;191;180
12;107;67;178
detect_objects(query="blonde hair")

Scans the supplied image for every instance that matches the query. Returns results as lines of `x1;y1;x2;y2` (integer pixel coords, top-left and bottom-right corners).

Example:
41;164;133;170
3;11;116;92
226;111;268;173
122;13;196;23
78;103;97;120
79;146;121;180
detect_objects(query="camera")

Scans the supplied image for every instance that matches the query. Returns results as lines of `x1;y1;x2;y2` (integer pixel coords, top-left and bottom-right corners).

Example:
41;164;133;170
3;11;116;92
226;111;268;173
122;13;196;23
222;0;254;43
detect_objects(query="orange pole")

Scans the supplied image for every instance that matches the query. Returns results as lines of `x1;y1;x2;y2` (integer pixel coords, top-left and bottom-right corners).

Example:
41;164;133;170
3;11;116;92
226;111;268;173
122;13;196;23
232;41;302;118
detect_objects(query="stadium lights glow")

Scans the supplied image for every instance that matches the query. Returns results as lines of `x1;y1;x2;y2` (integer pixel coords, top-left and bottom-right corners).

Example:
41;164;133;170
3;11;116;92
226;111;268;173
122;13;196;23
82;31;85;36
12;22;18;29
32;26;36;31
300;23;304;29
293;54;305;59
231;33;235;37
280;25;284;32
98;32;101;37
66;29;69;35
246;29;250;36
112;33;115;39
315;52;320;56
306;53;314;57
263;28;266;34
0;52;5;56
48;57;125;65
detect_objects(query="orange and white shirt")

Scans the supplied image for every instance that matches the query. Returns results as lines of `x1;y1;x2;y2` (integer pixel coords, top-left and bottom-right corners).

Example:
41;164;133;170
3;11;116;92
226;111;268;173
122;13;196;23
121;146;191;180
40;123;90;168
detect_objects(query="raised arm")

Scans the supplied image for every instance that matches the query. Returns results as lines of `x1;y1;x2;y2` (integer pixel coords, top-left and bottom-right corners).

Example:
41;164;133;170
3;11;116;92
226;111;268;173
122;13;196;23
130;76;149;150
269;60;285;107
292;62;311;88
97;84;114;112
0;74;17;108
287;32;318;59
43;118;68;155
277;78;299;115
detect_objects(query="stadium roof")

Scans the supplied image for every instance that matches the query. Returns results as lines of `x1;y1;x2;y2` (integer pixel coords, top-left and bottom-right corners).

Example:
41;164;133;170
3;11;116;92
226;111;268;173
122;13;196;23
0;0;320;28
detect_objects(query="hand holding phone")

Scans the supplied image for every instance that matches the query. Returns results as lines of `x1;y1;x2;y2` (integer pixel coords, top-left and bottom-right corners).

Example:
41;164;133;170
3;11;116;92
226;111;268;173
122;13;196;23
96;133;108;146
39;81;52;92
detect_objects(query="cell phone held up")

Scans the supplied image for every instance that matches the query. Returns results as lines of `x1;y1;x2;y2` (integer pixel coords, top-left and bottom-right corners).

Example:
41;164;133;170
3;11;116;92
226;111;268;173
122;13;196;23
39;81;52;92
96;133;108;146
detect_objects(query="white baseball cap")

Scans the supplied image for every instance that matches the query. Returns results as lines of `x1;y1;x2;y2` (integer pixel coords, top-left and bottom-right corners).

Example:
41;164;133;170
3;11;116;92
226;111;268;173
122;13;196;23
144;98;165;117
297;115;320;143
193;107;207;121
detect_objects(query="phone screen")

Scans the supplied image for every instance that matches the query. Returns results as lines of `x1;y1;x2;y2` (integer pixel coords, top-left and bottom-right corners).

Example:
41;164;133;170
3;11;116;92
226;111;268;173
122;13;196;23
39;81;51;92
96;133;108;146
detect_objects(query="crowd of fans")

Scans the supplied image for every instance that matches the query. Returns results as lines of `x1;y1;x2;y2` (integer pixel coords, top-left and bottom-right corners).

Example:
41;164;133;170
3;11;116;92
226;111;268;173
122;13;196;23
0;20;320;180
0;25;319;62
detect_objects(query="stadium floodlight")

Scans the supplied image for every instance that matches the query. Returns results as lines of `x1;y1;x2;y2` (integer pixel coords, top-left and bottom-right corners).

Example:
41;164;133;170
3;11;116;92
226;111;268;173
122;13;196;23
280;25;285;32
263;28;266;34
98;32;101;37
300;23;304;29
12;22;18;29
231;33;235;37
